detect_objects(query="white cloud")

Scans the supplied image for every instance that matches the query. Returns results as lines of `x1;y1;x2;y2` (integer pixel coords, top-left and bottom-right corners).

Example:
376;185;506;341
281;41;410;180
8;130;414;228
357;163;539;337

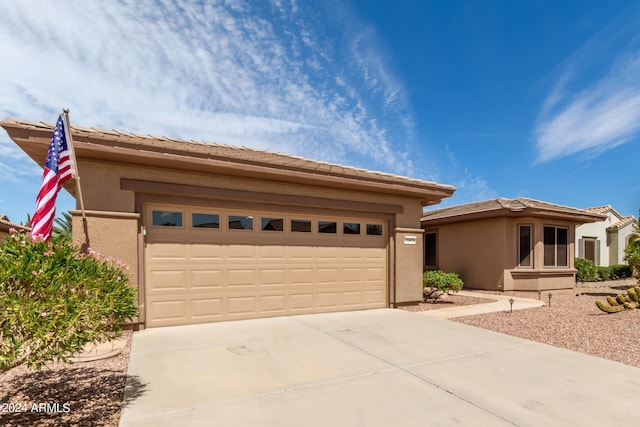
0;0;417;180
535;21;640;162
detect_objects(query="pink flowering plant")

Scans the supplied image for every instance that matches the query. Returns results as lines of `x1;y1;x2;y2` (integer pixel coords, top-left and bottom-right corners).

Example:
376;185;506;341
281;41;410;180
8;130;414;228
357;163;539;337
0;230;138;372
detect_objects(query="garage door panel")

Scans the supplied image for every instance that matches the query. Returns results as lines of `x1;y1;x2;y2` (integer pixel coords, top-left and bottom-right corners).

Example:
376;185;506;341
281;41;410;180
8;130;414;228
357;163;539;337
260;269;288;286
227;245;257;259
259;295;287;313
145;204;387;327
227;296;257;315
190;244;223;260
148;270;187;290
148;243;187;260
149;299;187;323
191;270;223;288
342;291;365;306
289;268;314;285
317;268;340;284
191;298;224;318
317;292;339;308
226;269;258;287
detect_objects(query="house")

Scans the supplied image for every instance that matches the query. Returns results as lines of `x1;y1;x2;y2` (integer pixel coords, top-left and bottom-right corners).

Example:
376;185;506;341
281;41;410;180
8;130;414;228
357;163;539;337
421;198;606;292
1;117;455;328
0;214;30;243
575;205;636;266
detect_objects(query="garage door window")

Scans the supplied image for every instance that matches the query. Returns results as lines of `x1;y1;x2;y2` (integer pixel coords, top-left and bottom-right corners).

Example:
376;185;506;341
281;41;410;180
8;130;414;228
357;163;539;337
152;211;183;227
319;221;337;233
366;224;383;236
192;213;219;228
343;222;361;234
291;219;311;232
229;215;253;230
262;217;284;231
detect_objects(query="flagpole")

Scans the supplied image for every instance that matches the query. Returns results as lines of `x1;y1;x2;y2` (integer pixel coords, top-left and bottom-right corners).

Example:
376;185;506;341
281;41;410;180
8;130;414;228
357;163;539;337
61;108;87;224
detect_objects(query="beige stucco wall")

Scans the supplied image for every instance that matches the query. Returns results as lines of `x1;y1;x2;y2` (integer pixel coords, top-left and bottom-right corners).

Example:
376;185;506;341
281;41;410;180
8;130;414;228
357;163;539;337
71;210;140;288
394;228;425;303
425;216;579;291
75;159;423;228
428;218;508;290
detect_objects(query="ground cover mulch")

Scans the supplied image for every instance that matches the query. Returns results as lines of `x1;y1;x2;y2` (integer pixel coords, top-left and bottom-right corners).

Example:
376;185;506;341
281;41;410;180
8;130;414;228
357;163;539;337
0;330;141;427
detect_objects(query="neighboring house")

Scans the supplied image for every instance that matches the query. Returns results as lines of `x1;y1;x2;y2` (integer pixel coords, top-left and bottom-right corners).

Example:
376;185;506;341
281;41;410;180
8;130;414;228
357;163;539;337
1;117;455;328
575;206;636;266
421;198;606;292
0;214;30;243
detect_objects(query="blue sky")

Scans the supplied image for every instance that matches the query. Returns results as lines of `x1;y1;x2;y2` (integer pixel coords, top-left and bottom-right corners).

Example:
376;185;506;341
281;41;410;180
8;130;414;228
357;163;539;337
1;0;639;225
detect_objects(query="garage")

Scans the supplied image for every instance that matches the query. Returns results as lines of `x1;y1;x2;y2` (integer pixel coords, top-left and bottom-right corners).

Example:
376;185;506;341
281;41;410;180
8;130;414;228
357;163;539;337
2;117;456;329
144;203;388;327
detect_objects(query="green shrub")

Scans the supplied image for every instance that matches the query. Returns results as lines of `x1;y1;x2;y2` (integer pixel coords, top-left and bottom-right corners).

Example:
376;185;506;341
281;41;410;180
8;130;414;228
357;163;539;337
0;230;138;372
575;258;598;282
423;270;463;303
610;264;632;279
597;266;613;281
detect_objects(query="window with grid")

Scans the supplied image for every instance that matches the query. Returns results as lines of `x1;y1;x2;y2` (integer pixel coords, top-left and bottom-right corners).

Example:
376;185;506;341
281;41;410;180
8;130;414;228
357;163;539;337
544;226;568;267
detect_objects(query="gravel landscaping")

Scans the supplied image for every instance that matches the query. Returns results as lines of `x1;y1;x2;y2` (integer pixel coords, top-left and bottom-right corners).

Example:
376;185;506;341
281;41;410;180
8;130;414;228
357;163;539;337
1;278;638;425
455;279;640;369
0;330;136;427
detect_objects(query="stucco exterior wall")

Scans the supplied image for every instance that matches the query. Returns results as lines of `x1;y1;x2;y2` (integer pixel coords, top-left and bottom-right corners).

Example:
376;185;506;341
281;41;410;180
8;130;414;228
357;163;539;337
71;210;140;288
394;228;425;303
575;212;616;266
427;218;508;290
425;216;579;291
618;223;636;265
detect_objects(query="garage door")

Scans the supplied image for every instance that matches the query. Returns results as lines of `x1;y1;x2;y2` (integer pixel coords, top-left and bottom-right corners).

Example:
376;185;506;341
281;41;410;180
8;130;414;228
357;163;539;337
144;203;388;327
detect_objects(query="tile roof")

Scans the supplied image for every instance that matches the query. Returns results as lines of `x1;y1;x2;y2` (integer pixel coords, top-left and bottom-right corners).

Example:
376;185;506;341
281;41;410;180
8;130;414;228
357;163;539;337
0;214;30;233
0;117;455;198
422;197;606;223
608;215;637;231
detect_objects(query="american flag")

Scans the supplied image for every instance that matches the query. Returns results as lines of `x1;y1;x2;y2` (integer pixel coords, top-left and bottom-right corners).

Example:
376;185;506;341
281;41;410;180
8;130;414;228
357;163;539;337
30;114;76;240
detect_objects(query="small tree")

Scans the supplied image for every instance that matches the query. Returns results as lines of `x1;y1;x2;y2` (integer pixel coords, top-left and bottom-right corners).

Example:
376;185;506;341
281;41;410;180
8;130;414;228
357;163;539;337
625;217;640;280
423;270;464;303
0;230;138;372
53;211;73;240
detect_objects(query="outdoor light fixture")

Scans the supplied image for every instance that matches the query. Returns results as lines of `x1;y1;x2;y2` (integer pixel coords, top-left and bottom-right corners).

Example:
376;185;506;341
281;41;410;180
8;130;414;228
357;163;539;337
548;293;553;307
509;298;514;313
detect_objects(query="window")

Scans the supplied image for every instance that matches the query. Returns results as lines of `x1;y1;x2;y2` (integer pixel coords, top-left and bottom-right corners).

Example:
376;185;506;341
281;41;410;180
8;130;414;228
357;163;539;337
544;226;568;267
261;217;283;231
424;232;437;268
291;219;311;233
152;210;182;227
318;221;337;234
518;225;532;267
343;222;361;235
192;213;219;228
228;215;253;230
366;224;383;236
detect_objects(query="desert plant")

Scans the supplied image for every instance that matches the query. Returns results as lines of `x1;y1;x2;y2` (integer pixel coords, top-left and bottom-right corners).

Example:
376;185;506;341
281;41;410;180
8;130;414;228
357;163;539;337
0;230;138;372
576;258;598;282
596;286;640;314
423;270;464;303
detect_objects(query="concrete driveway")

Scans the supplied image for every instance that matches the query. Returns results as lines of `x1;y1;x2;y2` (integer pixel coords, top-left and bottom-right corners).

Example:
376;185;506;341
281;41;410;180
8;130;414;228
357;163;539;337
120;309;640;427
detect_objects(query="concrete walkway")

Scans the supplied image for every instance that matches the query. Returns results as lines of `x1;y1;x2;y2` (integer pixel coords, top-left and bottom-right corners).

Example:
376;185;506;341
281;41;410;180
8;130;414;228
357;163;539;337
120;308;640;427
418;290;545;318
